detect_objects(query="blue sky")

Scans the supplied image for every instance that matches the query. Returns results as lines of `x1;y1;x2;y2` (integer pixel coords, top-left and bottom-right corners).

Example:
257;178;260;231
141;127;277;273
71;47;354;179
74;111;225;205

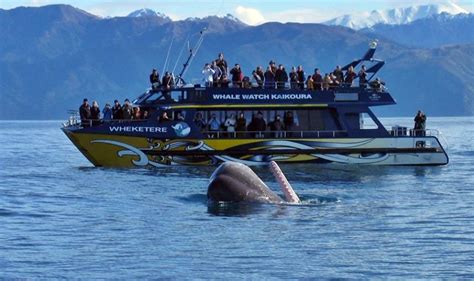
1;0;472;24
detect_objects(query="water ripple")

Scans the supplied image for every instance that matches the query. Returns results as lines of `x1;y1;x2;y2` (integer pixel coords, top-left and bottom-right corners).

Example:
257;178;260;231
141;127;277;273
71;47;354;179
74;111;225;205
0;118;473;278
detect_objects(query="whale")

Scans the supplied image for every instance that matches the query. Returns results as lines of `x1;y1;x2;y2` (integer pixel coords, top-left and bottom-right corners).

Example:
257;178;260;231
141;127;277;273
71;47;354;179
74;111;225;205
207;161;300;204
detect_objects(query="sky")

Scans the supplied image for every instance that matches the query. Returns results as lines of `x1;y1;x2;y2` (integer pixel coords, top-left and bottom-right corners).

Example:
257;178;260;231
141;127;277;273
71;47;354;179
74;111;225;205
0;0;473;24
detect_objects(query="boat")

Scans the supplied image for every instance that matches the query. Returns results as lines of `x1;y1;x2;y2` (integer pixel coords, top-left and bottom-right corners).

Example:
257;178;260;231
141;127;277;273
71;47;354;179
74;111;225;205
61;41;449;167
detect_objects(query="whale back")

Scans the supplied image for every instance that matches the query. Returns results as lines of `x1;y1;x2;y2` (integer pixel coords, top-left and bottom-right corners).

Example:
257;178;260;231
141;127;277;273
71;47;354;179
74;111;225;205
208;162;283;203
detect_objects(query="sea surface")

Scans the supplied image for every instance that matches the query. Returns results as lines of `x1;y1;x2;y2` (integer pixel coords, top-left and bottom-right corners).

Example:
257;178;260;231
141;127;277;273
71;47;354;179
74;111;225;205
0;117;473;279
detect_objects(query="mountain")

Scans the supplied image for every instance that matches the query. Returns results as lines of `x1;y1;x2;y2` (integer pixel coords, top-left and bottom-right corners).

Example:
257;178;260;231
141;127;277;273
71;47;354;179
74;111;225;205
362;12;474;48
0;5;473;119
127;8;170;20
324;2;468;30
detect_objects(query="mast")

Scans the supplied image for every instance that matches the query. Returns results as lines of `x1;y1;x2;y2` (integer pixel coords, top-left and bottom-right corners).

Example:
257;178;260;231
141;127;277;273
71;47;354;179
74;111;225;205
175;28;207;86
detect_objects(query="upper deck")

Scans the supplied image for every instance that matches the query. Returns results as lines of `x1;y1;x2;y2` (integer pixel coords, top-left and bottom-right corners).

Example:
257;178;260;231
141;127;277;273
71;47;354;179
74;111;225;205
135;40;392;110
134;84;395;109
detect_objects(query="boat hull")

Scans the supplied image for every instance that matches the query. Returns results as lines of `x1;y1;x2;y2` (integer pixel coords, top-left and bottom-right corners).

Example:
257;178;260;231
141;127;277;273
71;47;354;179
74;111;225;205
62;128;449;167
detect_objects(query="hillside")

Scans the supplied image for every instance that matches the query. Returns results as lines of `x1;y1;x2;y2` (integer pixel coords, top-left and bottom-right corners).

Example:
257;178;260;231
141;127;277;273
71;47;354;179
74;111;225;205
0;5;473;119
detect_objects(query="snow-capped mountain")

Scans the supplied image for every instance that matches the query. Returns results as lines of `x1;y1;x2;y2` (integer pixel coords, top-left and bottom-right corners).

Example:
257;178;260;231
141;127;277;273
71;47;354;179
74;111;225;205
361;12;474;48
127;8;168;18
324;2;468;29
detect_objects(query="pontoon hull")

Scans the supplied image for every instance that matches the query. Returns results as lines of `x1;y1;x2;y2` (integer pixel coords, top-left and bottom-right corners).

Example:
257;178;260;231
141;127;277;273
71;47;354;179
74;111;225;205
62;128;449;167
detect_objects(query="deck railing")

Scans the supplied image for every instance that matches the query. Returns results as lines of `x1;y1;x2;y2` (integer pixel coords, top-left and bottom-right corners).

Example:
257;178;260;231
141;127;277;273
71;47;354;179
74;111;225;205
198;81;386;92
200;130;348;139
385;127;441;137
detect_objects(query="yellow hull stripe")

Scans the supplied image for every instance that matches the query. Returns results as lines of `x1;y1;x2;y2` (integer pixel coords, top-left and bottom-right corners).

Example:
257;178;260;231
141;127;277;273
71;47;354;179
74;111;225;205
65;132;350;167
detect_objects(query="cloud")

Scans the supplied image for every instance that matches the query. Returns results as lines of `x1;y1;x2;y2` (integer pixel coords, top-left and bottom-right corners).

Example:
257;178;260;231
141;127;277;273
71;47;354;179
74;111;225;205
29;0;51;6
235;5;265;25
264;9;341;23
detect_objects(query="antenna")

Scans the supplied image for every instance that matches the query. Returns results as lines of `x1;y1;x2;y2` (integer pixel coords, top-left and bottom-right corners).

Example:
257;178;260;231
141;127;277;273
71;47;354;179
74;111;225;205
162;33;175;75
172;34;190;74
175;28;207;86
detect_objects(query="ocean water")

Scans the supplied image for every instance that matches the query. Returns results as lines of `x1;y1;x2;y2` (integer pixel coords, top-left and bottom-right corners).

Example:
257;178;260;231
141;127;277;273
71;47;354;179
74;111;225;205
0;117;473;279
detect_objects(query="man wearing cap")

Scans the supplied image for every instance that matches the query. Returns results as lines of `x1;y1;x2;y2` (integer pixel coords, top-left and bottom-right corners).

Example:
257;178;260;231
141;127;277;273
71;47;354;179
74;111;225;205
79;98;91;127
150;69;160;90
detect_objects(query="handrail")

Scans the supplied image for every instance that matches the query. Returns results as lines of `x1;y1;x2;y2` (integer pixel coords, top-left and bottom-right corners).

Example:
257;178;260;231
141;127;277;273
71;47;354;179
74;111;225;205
201;81;386;92
385;127;442;137
63;115;154;128
143;81;387;93
201;130;347;139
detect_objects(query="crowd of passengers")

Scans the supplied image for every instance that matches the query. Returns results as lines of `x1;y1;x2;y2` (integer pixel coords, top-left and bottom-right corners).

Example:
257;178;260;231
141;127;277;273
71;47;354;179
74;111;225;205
191;110;297;138
79;95;299;138
79;98;149;127
150;52;385;91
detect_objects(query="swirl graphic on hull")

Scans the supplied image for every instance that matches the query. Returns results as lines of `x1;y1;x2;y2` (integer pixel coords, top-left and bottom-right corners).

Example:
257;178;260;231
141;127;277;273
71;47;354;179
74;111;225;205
90;138;395;166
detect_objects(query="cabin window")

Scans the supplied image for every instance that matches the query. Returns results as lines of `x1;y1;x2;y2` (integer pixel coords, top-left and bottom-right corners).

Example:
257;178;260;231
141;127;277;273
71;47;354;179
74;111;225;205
191;109;344;132
157;109;187;123
173;110;186;121
345;112;379;130
345;113;360;130
168;90;187;102
139;107;153;120
361;113;378;129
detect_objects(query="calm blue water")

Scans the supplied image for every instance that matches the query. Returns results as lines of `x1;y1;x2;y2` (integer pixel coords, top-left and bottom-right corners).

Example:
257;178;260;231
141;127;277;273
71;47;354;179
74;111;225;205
0;117;473;278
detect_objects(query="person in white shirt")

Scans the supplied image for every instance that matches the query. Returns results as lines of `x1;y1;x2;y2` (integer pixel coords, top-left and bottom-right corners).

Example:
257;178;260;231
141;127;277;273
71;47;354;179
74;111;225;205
224;113;237;137
202;63;215;87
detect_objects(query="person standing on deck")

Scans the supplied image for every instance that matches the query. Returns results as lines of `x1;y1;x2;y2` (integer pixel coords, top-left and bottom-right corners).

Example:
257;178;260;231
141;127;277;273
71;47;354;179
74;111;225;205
264;66;276;89
255;66;264;87
345;66;357;86
296;65;305;89
122;99;133;120
284;111;295;137
90;101;101;126
102;103;112;121
224;114;237;136
112;100;122;120
208;114;221;138
269;114;284;138
358;65;367;88
79;98;91;127
211;61;222;87
312;68;323;91
306;75;314;91
269;60;277;75
149;69;160;90
202;63;215;87
236;112;247;137
323;73;333;91
414;110;427;136
275;64;288;89
230;64;243;88
332;65;343;84
162;72;174;100
289;66;298;89
193;112;206;131
214;53;228;76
